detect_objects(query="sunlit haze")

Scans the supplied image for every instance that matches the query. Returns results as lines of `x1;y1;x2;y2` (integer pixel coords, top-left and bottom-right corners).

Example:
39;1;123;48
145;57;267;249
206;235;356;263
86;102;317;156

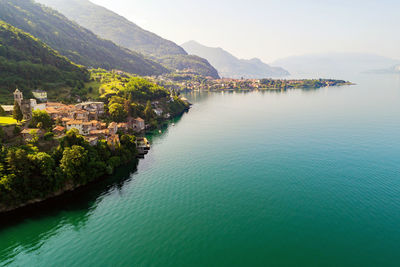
91;0;400;62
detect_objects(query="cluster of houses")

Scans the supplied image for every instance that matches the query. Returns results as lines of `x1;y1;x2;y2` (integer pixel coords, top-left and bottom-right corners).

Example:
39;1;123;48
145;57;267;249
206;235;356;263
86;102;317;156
3;89;146;146
155;75;263;91
46;102;145;145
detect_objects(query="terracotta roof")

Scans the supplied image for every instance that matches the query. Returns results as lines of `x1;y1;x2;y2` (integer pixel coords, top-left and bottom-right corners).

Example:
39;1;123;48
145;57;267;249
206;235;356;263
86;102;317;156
53;126;65;132
45;107;60;114
135;117;144;122
74;110;89;114
46;102;66;108
90;129;109;135
67;120;83;125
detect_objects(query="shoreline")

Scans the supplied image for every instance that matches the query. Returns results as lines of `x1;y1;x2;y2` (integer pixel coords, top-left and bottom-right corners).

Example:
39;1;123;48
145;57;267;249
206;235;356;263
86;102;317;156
0;161;138;224
0;108;190;216
0;158;138;216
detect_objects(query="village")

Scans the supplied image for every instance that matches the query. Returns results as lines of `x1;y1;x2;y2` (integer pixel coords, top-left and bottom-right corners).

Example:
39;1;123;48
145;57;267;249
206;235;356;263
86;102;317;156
1;89;148;149
153;72;350;92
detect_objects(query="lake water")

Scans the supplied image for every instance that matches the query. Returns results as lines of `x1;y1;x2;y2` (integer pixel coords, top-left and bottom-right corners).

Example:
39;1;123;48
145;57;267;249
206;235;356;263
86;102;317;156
0;74;400;266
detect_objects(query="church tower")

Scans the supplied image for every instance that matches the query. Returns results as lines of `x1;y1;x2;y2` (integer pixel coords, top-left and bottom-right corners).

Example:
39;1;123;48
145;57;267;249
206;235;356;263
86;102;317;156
13;88;23;106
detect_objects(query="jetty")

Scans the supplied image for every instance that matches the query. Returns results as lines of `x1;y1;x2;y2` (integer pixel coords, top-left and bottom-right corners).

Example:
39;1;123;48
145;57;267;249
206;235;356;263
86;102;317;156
136;137;150;158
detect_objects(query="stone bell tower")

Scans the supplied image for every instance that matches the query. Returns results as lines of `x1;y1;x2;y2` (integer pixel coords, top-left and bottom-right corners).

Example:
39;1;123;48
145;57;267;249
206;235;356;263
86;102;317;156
13;88;33;120
13;88;23;106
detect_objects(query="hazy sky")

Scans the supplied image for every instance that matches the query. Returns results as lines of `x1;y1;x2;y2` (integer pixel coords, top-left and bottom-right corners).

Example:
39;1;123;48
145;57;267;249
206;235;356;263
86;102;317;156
91;0;400;63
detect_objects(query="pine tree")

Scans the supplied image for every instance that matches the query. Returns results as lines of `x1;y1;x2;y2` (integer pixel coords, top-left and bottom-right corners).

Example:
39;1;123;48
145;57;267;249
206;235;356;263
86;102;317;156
124;95;132;118
0;105;6;116
144;100;153;121
13;101;23;122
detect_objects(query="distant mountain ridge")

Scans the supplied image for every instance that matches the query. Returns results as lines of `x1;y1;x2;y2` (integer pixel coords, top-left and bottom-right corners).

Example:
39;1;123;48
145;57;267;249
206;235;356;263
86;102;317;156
181;41;289;79
35;0;220;79
366;64;400;74
0;0;168;76
273;53;400;77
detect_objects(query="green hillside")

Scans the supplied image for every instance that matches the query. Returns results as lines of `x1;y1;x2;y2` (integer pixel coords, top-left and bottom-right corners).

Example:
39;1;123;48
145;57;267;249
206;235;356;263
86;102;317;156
158;55;220;78
36;0;220;79
36;0;186;58
0;0;168;76
0;20;89;104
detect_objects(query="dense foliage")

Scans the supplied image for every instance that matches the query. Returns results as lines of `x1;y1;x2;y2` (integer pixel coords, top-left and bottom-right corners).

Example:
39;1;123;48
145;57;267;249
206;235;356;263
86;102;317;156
158;55;220;79
95;70;170;102
35;0;220;78
12;101;23;122
0;0;168;76
29;110;53;129
259;79;348;89
91;70;189;124
0;129;138;209
0;20;89;103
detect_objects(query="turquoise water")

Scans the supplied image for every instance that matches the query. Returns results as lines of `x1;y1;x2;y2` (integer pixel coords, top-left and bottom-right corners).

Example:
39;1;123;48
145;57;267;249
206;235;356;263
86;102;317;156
1;74;400;266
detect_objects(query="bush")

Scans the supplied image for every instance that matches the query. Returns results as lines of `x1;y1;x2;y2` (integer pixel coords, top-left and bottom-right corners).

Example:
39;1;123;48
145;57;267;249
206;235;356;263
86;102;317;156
44;132;54;141
13;125;21;135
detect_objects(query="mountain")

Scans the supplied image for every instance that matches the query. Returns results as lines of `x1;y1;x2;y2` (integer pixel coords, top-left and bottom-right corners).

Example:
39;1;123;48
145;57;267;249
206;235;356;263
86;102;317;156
274;53;400;78
366;64;400;74
181;41;289;79
0;0;168;76
35;0;220;79
0;20;89;104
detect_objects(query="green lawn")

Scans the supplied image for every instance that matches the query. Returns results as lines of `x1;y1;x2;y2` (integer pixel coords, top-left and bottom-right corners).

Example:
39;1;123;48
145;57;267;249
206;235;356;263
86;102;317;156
0;116;18;125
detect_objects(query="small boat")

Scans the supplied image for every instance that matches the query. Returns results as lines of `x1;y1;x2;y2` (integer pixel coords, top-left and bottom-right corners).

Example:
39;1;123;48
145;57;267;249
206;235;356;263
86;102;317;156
159;130;162;134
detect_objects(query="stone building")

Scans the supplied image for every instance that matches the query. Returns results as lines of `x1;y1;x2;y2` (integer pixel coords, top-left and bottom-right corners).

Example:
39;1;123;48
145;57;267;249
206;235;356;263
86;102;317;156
13;88;35;120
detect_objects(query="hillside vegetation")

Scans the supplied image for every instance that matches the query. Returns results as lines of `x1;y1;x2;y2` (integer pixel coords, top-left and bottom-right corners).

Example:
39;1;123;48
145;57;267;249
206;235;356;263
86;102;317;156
0;0;168;76
0;20;89;104
35;0;220;79
36;0;186;57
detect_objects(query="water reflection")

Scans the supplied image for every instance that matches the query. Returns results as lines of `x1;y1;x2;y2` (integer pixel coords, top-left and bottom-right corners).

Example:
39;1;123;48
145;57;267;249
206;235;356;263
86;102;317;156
182;85;340;101
0;164;137;262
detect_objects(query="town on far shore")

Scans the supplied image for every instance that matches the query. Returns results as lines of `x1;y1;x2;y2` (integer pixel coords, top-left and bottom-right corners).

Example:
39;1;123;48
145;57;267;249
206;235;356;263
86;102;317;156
152;70;352;92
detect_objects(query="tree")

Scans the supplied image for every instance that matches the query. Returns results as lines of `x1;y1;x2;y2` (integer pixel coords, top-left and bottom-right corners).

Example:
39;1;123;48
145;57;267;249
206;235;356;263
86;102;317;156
28;130;39;145
0;127;5;143
124;99;131;117
59;129;86;149
124;94;133;117
30;110;52;129
144;100;154;121
108;103;127;122
60;145;89;184
13;101;23;122
0;105;6;116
